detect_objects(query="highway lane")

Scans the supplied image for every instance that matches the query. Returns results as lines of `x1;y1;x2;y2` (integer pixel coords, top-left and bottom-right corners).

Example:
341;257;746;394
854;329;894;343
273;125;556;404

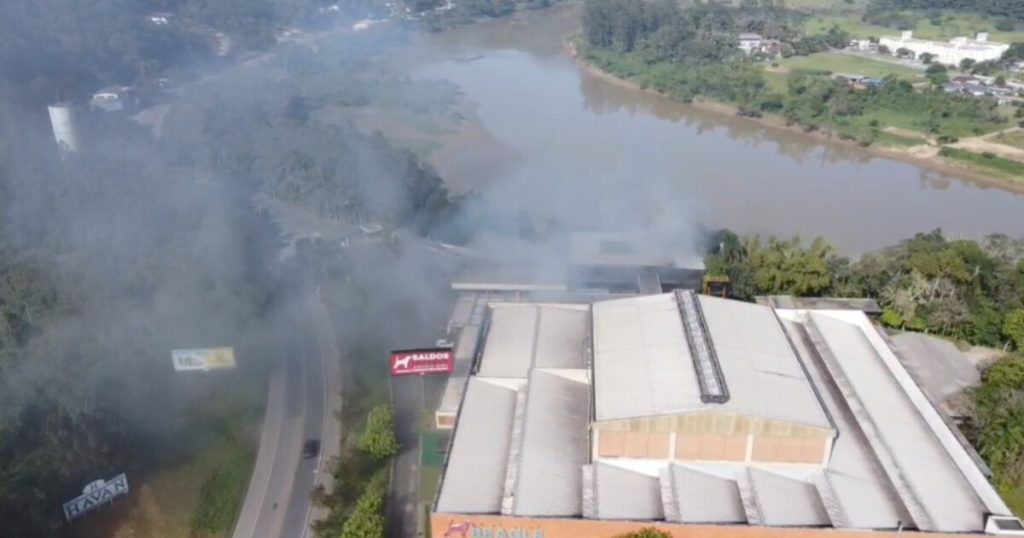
232;296;339;538
279;318;324;538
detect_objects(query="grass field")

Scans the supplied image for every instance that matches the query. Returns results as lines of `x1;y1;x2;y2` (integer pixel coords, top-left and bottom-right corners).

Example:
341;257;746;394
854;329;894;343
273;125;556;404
804;13;1024;43
775;52;923;80
941;147;1024;179
993;131;1024;151
875;131;927;147
1006;484;1024;517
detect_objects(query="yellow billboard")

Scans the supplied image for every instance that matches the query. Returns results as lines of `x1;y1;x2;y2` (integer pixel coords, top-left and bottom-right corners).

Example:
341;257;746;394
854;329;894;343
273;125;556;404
171;347;236;371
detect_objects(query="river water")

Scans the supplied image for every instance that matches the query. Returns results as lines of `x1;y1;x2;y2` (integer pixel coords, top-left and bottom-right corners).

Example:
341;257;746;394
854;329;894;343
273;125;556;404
399;7;1023;253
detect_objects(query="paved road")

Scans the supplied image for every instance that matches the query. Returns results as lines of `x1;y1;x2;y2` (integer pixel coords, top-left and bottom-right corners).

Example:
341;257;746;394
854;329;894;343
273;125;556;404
232;295;341;538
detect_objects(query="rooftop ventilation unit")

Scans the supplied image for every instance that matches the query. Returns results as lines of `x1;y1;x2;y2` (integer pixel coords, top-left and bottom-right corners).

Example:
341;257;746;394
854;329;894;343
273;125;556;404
675;290;729;404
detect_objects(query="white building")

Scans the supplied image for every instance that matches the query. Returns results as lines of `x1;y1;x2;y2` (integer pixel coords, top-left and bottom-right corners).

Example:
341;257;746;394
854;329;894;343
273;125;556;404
432;289;1024;536
880;31;1010;66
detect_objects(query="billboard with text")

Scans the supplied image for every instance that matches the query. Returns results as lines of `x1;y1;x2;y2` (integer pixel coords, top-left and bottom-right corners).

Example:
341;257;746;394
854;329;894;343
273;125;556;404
171;347;236;372
389;348;454;376
62;473;129;522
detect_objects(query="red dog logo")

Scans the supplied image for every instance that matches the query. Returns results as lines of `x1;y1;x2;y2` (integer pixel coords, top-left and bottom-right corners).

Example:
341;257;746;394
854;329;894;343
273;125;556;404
393;355;412;370
444;520;474;537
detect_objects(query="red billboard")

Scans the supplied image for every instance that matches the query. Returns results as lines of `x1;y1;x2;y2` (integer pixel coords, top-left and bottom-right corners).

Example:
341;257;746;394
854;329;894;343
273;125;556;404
389;348;454;376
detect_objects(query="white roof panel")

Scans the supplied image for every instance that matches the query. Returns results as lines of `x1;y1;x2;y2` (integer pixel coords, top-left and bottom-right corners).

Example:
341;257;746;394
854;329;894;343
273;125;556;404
591;463;664;521
809;313;988;532
479;305;538;378
435;378;518;514
479;304;589;378
510;370;590;517
667;465;746;524
592;293;828;428
748;468;830;527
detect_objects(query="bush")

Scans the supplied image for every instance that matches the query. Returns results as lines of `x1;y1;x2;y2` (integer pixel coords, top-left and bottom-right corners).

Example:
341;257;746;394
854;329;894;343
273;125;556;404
358;405;400;459
341;474;388;538
615;529;672;538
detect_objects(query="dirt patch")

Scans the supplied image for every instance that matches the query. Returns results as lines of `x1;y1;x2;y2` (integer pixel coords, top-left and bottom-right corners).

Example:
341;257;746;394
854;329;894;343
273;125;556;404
954;135;1024;164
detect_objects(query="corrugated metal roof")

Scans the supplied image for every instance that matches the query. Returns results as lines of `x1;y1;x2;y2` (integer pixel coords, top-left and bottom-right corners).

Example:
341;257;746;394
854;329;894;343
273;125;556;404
778;318;909;530
592;293;829;428
808;312;988;532
666;465;746;524
509;370;590;517
588;462;663;521
435;378;519;514
478;304;589;378
747;468;830;527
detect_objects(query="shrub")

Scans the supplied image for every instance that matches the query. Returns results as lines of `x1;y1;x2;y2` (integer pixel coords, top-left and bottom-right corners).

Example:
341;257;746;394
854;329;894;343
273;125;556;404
358;405;400;459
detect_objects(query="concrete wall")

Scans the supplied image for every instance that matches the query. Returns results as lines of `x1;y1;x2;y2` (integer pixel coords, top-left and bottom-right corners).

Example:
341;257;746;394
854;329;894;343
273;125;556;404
594;412;833;465
430;513;985;538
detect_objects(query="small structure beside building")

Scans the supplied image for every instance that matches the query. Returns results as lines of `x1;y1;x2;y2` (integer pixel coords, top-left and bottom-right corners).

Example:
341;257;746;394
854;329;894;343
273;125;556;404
879;31;1010;66
848;39;878;53
146;12;172;25
90;86;136;113
738;33;781;57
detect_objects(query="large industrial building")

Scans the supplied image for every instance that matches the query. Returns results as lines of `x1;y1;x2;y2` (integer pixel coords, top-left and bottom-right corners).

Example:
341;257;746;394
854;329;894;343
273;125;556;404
879;31;1010;66
430;289;1022;538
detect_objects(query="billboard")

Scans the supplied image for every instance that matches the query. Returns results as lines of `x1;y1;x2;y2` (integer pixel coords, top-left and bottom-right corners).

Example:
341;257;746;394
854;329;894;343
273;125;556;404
62;473;129;522
389;347;454;376
171;347;236;372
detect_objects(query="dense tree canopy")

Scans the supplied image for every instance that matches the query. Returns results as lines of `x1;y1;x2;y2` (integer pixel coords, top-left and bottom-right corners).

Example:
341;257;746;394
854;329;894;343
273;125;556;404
868;0;1024;22
706;230;1024;348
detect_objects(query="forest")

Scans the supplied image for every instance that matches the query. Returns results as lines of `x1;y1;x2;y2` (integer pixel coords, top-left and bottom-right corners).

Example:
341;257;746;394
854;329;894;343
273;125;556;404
579;0;1011;143
867;0;1024;22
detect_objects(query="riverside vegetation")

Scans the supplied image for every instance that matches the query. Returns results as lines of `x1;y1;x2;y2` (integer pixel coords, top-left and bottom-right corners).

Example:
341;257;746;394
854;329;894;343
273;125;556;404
578;0;1023;167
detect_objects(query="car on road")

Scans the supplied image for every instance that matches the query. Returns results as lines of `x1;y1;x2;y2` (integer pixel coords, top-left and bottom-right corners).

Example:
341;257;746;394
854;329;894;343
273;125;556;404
302;439;320;459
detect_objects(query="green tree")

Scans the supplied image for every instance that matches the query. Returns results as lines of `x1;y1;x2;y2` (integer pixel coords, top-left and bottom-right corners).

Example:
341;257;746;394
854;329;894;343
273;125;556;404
960;58;976;72
1004;310;1024;350
358;405;400;459
341;477;387;538
926;63;949;87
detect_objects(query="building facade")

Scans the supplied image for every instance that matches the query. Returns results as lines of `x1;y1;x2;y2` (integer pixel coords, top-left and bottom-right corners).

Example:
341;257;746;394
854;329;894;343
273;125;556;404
879;31;1010;65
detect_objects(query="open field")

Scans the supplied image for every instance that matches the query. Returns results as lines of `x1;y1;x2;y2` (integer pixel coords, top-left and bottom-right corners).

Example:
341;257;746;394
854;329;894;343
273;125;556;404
875;131;927;147
775;52;924;80
993;130;1024;151
804;13;1024;43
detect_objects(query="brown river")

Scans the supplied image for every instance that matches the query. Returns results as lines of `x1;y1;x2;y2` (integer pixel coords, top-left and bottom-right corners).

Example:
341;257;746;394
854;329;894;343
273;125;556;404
394;7;1023;253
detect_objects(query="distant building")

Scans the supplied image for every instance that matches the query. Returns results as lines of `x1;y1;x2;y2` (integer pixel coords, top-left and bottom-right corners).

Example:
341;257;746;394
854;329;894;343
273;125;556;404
430;290;1024;537
90;86;136;113
879;31;1009;66
848;39;878;52
146;12;172;25
738;33;781;57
